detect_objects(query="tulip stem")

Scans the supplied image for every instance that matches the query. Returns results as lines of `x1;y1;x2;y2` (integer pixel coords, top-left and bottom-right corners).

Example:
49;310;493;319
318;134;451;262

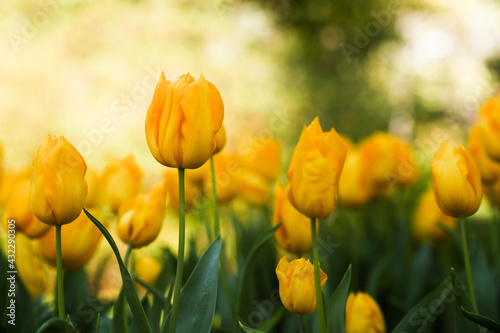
169;168;185;333
210;155;236;322
55;225;65;320
310;218;327;333
460;217;478;313
124;244;133;269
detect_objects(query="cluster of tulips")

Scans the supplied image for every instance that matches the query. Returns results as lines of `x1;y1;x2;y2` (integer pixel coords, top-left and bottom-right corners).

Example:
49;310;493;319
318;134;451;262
1;70;500;333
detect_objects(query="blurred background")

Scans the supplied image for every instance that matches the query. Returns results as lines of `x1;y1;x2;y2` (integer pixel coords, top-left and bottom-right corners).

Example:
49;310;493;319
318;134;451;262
1;0;500;180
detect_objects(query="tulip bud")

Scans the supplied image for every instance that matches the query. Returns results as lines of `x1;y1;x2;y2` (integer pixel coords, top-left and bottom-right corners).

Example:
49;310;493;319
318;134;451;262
30;135;88;226
477;96;500;161
345;292;386;333
213;124;227;155
145;72;224;169
239;137;282;182
276;256;327;316
468;125;500;184
236;170;271;206
413;189;456;242
16;233;46;299
287;117;347;219
359;132;396;186
273;184;312;254
85;168;104;208
339;145;372;208
165;171;201;211
38;209;102;270
431;141;483;217
117;182;166;248
3;179;50;238
135;255;162;286
102;155;142;213
393;138;419;186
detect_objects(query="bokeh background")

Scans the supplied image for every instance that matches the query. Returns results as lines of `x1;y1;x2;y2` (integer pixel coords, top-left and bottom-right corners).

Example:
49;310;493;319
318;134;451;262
2;0;500;179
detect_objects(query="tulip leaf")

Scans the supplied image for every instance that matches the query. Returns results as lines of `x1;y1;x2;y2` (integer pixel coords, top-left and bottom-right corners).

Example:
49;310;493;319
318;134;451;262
112;290;129;333
35;318;79;333
96;313;101;333
236;223;281;326
134;277;167;305
392;278;451;333
450;269;480;333
84;208;152;333
149;248;176;333
462;307;500;332
327;265;351;333
239;321;266;333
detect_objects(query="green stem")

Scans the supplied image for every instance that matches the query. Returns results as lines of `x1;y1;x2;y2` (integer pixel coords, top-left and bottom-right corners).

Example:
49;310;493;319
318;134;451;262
302;316;311;333
460;217;478;313
169;168;185;333
490;185;500;261
56;225;65;319
310;218;326;333
210;156;236;322
124;244;133;270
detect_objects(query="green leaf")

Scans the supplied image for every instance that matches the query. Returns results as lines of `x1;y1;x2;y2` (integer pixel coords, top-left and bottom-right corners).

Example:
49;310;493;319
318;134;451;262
84;208;152;333
258;306;286;332
134;277;167;305
392;278;452;333
327;265;351;333
161;236;222;333
239;321;265;333
96;313;101;333
36;318;79;333
236;223;281;324
462;307;500;332
112;290;129;333
451;269;479;333
149;248;176;333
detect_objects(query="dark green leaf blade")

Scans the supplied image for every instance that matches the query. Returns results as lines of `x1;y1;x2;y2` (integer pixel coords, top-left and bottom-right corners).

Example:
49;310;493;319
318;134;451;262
451;269;479;333
327;265;352;333
462;307;500;332
239;321;266;333
36;318;78;333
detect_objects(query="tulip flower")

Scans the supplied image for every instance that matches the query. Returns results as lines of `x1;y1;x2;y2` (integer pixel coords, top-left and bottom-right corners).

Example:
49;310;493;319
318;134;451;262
117;182;166;248
213;124;227;155
16;233;46;299
85;168;104;208
393;138;419;186
339;145;372;208
413;189;456;242
477;96;500;161
102;155;142;213
236;170;272;206
431;141;482;217
359;132;396;186
239;137;282;182
135;255;162;286
345;292;386;333
273;184;312;254
275;256;327;316
145;72;224;169
287;117;347;219
468;125;500;184
3;179;50;238
38;209;102;271
0;169;30;208
30;135;88;226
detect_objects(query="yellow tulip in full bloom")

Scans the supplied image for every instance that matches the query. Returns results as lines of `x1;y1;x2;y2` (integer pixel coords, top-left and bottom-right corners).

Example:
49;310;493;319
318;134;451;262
30;135;88;226
16;233;46;299
213;124;227;155
468;125;500;184
413;189;456;242
38;209;102;271
102;155;142;213
145;72;224;169
3;179;50;238
345;292;386;333
117;182;166;248
431;141;483;217
276;256;327;316
273;184;312;254
287;117;347;219
477;96;500;161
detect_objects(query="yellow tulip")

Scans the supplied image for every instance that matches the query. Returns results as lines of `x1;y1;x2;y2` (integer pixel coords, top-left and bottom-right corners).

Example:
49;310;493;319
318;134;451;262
359;132;396;186
38;209;102;270
213;124;227;155
102;155;142;213
276;256;327;316
287;117;347;219
393;138;419;186
135;255;162;286
431;141;483;217
0;169;30;208
239;137;282;182
85;168;104;208
3;179;50;238
339;145;372;208
273;184;312;254
165;170;201;211
477;96;500;161
16;233;46;299
117;182;166;248
145;72;224;169
413;189;456;242
30;135;88;226
236;170;271;206
345;292;386;333
468;125;500;184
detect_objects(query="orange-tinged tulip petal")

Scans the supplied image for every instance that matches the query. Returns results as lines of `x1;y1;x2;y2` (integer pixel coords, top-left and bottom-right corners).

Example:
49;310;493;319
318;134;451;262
239;137;282;182
85;168;104;208
413;189;456;242
287;117;347;219
16;233;46;299
30;135;88;226
431;141;482;217
276;257;327;316
477;96;500;161
339;146;372;208
236;170;271;206
393;138;419;186
468;125;500;184
135;255;163;286
345;292;386;333
213;124;227;155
